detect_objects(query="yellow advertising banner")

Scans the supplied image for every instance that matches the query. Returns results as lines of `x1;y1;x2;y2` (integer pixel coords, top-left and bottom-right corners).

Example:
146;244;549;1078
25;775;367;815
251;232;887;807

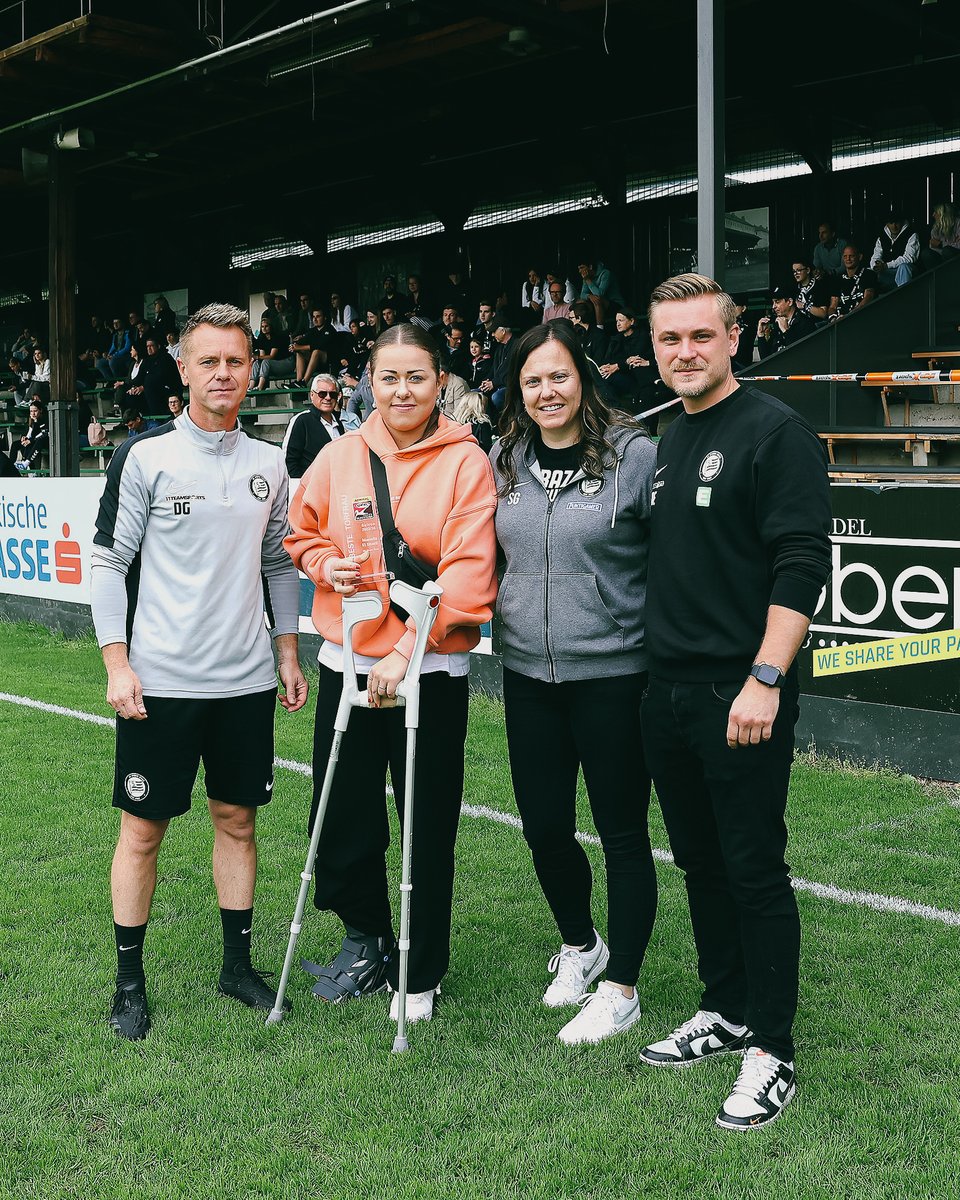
812;628;960;677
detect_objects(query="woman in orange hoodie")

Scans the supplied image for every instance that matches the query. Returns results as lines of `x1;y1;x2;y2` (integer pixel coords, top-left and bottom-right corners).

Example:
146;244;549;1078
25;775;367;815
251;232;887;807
285;323;497;1025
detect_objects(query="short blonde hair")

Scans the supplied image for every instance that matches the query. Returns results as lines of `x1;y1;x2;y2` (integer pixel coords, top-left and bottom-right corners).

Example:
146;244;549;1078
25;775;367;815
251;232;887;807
648;273;738;332
179;302;253;358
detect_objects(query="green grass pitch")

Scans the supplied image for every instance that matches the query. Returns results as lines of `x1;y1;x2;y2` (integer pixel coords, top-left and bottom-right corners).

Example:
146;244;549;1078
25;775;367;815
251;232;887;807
0;620;958;1199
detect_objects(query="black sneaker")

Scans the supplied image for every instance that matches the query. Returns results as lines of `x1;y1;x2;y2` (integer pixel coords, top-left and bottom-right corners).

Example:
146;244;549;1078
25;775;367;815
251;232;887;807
638;1009;750;1067
108;980;151;1041
716;1046;796;1130
218;962;289;1012
302;934;394;1003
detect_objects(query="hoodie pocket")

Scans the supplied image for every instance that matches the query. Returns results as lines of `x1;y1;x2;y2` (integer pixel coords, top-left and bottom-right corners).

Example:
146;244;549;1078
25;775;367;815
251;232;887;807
496;572;547;660
548;573;625;659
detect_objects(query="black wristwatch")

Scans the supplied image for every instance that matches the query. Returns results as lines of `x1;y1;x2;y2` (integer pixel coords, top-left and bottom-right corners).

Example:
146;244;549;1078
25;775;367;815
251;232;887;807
749;662;786;688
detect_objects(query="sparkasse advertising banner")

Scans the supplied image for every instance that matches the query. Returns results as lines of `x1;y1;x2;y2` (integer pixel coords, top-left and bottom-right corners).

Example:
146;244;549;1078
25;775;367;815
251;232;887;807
0;479;102;602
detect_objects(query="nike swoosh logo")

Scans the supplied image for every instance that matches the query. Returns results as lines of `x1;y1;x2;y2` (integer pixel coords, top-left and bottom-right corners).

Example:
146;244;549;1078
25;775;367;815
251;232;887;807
689;1034;721;1056
241;927;252;935
655;465;668;476
265;780;273;792
776;1081;791;1102
118;944;137;952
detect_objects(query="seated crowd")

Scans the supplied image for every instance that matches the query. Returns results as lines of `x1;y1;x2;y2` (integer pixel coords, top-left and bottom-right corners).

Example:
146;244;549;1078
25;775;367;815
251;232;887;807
3;201;957;473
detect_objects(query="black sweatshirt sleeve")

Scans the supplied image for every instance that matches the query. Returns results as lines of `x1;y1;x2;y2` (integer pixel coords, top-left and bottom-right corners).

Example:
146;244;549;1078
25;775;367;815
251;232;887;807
754;418;833;618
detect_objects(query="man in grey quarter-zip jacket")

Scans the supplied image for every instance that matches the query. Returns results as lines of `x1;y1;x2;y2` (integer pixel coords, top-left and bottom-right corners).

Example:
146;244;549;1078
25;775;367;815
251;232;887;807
91;303;308;1042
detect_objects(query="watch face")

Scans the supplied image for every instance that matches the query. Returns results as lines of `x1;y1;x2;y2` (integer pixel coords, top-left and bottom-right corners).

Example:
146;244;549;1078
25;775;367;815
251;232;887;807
753;664;781;686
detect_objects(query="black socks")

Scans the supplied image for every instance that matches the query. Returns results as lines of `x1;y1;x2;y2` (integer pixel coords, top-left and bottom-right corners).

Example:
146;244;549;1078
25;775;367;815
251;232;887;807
114;921;147;987
220;907;254;972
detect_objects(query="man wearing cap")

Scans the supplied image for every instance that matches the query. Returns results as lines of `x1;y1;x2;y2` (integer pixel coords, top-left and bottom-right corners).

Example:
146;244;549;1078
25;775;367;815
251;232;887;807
870;210;920;290
487;317;518;413
755;285;816;359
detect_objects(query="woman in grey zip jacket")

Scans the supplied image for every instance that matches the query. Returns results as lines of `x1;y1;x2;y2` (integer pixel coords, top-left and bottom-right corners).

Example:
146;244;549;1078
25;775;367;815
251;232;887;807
490;318;658;1047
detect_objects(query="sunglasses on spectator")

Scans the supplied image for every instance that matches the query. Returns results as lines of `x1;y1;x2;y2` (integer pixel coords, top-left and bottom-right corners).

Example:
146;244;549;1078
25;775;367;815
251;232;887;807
312;388;338;398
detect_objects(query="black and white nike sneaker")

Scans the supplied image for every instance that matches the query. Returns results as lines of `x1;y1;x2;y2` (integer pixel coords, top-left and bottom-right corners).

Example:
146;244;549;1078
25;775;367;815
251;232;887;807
638;1009;750;1066
716;1046;796;1130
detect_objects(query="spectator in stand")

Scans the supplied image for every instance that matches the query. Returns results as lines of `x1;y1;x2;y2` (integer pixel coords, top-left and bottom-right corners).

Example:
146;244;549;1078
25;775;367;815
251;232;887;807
444;323;470;378
364;309;382;349
453;389;494;454
291;293;314;339
270;294;293;336
26;346;51;404
405;274;434;328
438;305;461;341
12;329;36;367
729;294;753;373
467;335;493;392
80;316;113;381
924;201;960;269
791;256;833;324
1;398;48;475
381;304;401;333
379;275;410;317
131;318;153;360
438;346;470;420
252;317;292;390
100;318;132;381
829;243;878;320
340;318;371;381
487;317;518;414
113;344;145;407
282;374;359;478
756;283;816;358
870;209;920;290
259;292;277;323
569;300;609;366
520;268;546;326
165;331;180;359
166;394;185;422
329;292;357;333
813;221;847;278
6;355;33;409
120;407;160;439
444;263;474;316
151;297;178;341
474;300;497;353
140;337;183;410
542;282;573;323
577;257;624;326
545;269;577;304
290;308;338;388
598;307;654;413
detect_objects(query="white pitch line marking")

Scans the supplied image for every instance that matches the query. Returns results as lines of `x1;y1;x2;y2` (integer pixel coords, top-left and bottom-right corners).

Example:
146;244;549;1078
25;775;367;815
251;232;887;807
3;691;959;928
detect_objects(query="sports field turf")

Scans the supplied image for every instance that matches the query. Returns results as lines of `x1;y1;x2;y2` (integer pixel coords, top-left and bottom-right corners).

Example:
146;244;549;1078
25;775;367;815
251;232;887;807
1;620;958;1199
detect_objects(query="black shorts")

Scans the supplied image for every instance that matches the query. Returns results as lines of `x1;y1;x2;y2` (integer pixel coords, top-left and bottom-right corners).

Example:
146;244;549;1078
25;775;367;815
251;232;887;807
112;689;276;821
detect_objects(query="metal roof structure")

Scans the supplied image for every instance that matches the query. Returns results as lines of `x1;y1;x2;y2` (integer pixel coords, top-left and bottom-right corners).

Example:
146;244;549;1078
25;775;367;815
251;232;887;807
1;0;959;292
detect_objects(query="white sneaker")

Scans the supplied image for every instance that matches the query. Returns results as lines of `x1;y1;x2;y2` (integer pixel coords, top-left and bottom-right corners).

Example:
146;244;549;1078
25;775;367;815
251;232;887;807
716;1046;796;1130
542;934;610;1007
389;984;439;1025
557;981;642;1045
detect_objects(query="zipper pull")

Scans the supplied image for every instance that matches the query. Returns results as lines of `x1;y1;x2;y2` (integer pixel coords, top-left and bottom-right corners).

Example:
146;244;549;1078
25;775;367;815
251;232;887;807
398;539;407;558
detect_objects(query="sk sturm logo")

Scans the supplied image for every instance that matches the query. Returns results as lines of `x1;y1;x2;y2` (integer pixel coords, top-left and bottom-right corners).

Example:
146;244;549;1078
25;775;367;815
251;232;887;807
249;474;271;502
699;451;724;482
124;773;150;802
353;496;374;521
579;477;603;496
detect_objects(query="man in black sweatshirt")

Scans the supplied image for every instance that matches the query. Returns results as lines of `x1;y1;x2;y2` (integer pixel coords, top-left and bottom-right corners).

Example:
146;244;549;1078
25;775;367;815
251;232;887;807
638;273;831;1131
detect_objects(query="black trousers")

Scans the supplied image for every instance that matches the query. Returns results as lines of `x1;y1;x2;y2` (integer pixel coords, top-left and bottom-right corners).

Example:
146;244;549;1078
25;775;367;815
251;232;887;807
503;668;657;988
641;675;800;1061
310;664;468;994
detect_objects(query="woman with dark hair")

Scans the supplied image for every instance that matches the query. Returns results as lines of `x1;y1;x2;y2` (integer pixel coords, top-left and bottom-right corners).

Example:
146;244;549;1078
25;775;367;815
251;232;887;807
2;398;48;475
285;323;497;1026
598;306;655;415
491;318;658;1046
569;300;609;365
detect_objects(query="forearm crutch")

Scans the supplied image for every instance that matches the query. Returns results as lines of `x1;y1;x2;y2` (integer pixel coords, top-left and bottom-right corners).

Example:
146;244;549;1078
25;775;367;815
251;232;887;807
266;578;442;1040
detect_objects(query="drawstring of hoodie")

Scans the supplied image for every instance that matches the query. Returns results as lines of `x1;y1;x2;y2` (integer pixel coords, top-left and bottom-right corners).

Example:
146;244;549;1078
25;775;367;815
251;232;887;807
611;457;622;529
